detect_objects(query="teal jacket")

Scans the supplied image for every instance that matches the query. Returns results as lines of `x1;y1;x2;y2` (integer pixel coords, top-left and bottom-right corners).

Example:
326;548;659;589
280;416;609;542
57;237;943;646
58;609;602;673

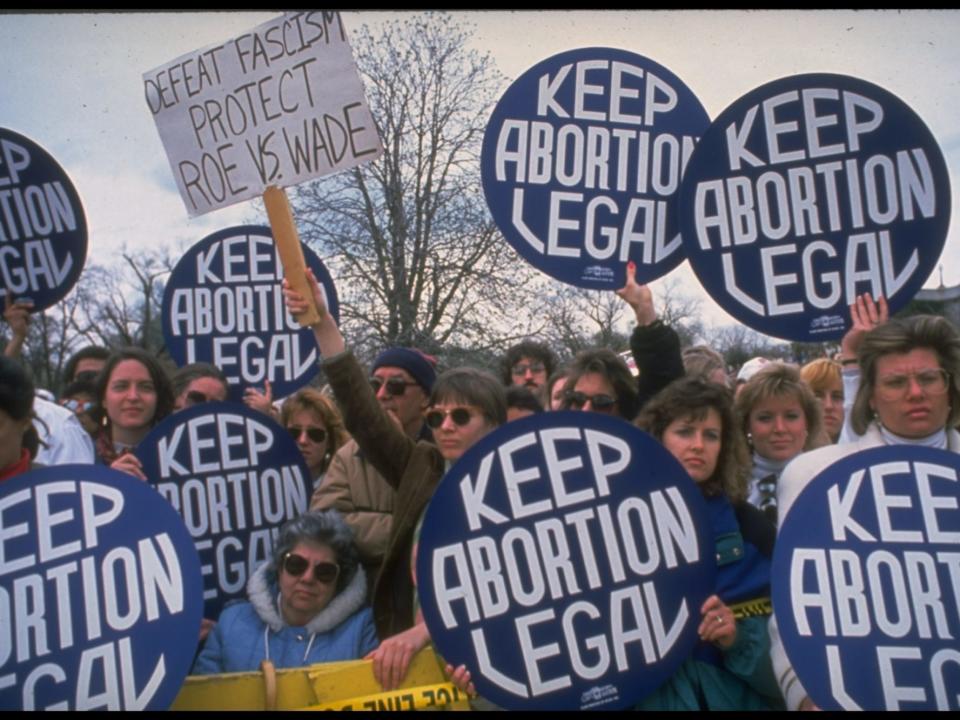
637;496;785;711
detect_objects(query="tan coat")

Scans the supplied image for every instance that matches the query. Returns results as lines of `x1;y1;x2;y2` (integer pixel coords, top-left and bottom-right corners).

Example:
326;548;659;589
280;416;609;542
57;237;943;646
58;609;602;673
323;350;445;640
311;439;396;601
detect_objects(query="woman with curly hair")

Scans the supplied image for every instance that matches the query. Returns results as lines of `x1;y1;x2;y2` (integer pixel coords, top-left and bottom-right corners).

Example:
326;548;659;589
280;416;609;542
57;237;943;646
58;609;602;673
634;376;782;711
280;387;350;486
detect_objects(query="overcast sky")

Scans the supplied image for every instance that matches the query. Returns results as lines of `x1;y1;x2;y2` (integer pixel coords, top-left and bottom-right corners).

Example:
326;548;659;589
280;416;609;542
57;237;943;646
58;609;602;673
3;9;959;331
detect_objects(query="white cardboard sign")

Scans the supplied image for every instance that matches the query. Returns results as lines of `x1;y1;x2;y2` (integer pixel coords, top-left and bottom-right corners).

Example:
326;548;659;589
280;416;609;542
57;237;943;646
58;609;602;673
143;11;382;217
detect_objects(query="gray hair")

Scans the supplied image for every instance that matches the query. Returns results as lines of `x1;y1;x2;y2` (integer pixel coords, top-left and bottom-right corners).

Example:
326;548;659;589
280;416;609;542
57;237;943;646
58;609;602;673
271;510;359;594
852;314;960;435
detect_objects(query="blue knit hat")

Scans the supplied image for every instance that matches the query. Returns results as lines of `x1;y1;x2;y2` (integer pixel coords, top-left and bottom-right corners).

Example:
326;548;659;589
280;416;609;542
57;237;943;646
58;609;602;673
372;348;437;393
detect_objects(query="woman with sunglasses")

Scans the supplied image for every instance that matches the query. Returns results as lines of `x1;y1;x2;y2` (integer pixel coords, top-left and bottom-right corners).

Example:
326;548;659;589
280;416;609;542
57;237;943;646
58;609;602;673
770;313;960;711
560;347;639;420
280;388;349;486
91;347;175;480
283;270;505;692
193;509;378;674
633;376;783;710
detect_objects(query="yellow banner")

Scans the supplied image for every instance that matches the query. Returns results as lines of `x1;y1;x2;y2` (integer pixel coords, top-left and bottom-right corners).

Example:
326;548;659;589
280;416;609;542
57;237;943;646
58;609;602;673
304;682;466;711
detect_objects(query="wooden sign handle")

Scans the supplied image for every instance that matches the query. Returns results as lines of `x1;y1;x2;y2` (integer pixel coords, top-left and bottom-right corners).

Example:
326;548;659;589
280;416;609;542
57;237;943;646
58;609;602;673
263;185;321;327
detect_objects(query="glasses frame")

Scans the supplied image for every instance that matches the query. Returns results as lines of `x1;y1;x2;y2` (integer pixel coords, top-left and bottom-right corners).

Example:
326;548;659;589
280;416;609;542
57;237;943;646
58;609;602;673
563;390;618;413
369;376;418;397
287;425;328;443
425;407;476;429
282;552;340;584
511;362;546;377
875;368;951;402
62;398;95;414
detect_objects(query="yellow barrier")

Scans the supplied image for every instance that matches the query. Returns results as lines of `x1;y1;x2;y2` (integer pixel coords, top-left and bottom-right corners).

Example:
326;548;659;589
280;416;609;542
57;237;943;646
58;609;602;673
171;647;471;711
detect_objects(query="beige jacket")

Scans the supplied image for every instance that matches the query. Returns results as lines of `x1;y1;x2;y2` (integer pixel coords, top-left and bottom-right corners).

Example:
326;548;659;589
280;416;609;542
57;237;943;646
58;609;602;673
311;439;396;600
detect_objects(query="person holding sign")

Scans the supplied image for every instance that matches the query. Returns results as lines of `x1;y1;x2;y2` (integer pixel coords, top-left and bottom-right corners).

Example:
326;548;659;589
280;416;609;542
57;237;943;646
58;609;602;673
734;363;826;524
283;269;505;691
635;376;783;710
92;348;175;478
193;509;378;674
770;312;960;711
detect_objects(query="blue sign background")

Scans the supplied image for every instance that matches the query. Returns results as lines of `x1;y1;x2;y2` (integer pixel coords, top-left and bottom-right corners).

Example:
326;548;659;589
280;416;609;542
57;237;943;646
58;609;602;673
678;73;950;342
772;445;960;710
161;225;339;402
0;465;203;710
135;402;312;620
481;48;710;289
416;411;716;711
0;128;87;311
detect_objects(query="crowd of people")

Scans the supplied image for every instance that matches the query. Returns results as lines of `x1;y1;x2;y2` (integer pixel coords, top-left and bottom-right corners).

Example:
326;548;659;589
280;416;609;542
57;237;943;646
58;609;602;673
3;262;959;710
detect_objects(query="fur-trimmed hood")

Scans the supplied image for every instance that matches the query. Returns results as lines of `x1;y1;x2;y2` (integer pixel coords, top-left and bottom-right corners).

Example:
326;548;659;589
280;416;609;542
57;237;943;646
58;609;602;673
246;560;368;636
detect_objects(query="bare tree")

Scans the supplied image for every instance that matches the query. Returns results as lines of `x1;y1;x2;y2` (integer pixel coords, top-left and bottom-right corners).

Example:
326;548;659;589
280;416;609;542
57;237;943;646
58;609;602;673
290;12;539;363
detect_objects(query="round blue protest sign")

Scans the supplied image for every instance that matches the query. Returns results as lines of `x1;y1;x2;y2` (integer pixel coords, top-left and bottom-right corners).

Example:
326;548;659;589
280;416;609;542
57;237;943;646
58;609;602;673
0;128;87;312
161;225;339;402
481;48;710;289
679;73;951;342
416;411;716;710
135;401;313;620
0;464;203;711
772;445;960;710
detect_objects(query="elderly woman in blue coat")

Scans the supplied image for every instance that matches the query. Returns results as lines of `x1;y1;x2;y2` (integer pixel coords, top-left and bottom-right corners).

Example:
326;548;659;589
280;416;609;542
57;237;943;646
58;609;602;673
193;509;378;673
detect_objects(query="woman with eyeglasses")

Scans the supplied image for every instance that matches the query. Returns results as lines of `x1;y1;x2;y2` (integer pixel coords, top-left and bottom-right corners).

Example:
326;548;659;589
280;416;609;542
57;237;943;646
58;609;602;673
631;376;784;710
770;313;960;711
91;347;175;480
283;270;505;692
193;509;378;674
280;388;349;486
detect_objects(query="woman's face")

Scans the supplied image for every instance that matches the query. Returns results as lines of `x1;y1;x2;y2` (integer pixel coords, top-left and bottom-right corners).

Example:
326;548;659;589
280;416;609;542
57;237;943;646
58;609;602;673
287;409;330;477
0;408;31;468
812;378;844;441
103;360;158;433
426;401;494;462
662;408;723;484
748;392;808;462
870;348;951;438
278;540;339;626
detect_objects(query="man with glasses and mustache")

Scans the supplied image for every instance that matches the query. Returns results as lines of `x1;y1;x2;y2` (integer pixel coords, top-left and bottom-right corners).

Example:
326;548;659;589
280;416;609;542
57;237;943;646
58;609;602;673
310;346;436;601
500;340;556;407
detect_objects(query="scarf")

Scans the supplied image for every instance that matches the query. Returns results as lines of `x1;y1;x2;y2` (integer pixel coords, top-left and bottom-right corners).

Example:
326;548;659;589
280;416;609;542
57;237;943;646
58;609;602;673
749;452;788;524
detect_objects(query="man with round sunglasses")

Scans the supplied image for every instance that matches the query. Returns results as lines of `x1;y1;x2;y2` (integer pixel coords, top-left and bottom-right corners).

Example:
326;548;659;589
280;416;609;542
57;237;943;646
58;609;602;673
193;509;378;674
310;346;436;604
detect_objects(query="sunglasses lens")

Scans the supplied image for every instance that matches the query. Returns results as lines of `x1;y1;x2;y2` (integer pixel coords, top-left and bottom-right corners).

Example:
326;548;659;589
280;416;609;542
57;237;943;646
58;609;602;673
386;378;408;396
283;553;309;576
313;562;339;584
307;428;326;443
451;408;472;426
594;395;616;410
565;392;586;409
186;390;207;406
369;378;383;393
425;412;443;429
